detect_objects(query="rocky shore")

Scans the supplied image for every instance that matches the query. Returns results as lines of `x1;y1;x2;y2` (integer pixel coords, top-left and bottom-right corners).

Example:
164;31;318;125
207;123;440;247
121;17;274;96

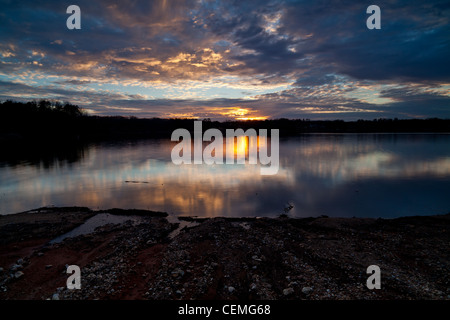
0;207;449;300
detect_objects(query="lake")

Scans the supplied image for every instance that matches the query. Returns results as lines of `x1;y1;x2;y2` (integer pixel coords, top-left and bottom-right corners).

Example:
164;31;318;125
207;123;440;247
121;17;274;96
1;134;449;218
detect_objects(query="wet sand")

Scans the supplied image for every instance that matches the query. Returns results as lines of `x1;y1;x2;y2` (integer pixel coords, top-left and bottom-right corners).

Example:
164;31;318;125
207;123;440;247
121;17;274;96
0;207;449;300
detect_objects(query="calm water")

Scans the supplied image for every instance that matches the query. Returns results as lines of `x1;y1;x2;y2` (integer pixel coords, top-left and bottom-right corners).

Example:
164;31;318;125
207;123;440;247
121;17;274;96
1;134;449;218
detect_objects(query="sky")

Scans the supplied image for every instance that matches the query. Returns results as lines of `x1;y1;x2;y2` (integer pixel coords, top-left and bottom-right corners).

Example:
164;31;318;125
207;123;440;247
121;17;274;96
0;0;449;121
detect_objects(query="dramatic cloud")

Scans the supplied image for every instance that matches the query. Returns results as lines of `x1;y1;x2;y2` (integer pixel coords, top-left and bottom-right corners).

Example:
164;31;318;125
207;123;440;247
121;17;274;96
0;0;449;120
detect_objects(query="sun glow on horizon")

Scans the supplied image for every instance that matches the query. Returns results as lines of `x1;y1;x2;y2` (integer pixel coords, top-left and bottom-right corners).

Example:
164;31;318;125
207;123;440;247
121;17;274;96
235;116;268;121
220;107;268;121
162;106;269;121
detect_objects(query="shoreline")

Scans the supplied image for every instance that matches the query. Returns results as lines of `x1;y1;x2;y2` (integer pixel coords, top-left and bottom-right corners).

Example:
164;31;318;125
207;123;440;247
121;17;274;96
0;207;449;300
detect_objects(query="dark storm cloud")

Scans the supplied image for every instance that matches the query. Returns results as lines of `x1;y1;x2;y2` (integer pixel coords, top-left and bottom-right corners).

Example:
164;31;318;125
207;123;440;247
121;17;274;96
188;0;450;82
0;79;145;105
5;0;447;82
281;0;450;83
0;0;449;119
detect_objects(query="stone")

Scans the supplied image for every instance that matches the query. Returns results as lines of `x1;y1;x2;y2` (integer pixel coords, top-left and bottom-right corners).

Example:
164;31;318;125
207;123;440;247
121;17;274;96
45;265;53;269
14;271;24;279
302;287;313;295
283;287;294;296
171;269;185;278
10;264;22;271
228;286;235;293
52;293;60;300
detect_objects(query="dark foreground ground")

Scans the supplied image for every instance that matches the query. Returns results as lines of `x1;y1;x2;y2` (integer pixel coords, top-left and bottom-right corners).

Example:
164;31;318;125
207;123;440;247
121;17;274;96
0;207;449;300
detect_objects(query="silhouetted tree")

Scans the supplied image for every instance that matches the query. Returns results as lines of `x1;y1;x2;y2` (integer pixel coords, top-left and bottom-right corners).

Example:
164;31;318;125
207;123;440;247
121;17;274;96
0;100;449;145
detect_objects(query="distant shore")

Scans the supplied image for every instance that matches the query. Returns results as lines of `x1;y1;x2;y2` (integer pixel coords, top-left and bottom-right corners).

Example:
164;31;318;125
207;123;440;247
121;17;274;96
1;101;450;145
0;207;449;300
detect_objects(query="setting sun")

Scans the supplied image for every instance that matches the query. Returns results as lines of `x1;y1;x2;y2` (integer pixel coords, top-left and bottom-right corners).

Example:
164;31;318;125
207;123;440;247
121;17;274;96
220;107;268;121
235;116;268;121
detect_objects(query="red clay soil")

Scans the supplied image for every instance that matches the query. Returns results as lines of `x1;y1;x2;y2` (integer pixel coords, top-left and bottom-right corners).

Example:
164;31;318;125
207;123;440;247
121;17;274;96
0;208;449;300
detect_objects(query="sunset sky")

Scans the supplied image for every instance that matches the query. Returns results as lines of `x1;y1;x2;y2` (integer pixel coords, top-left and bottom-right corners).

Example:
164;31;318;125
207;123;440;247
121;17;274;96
0;0;449;120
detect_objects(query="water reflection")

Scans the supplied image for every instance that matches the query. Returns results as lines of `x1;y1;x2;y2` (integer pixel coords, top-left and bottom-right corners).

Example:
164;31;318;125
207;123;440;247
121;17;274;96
1;134;449;218
0;142;88;170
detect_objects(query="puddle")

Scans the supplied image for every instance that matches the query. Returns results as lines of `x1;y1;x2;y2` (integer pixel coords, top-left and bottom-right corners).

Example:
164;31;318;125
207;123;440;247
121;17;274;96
167;215;199;239
49;213;146;244
49;213;201;244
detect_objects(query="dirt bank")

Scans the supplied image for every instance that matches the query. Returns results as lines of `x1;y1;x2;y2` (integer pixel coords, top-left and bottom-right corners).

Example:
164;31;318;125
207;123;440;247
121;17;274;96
0;207;449;300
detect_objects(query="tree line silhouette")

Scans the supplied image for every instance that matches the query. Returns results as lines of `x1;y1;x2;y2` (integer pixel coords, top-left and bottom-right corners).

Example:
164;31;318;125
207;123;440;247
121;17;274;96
1;100;449;145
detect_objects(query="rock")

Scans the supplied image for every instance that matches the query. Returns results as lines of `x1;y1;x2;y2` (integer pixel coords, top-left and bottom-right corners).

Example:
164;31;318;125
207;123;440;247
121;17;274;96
302;287;313;295
52;293;60;300
45;265;53;269
228;286;235;293
17;259;24;265
171;269;185;278
283;287;294;296
14;271;24;279
10;264;22;271
37;252;44;257
0;267;3;273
